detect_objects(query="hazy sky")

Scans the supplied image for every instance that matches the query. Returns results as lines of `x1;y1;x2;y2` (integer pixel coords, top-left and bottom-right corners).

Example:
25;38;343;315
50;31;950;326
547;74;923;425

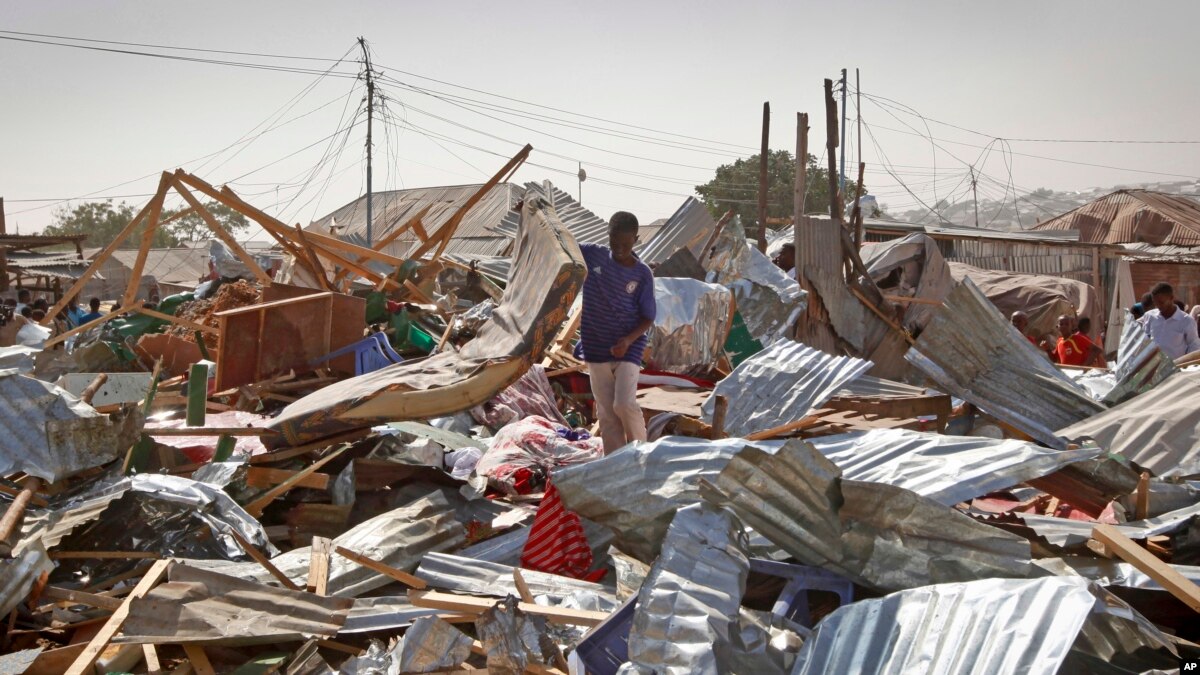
4;1;1200;238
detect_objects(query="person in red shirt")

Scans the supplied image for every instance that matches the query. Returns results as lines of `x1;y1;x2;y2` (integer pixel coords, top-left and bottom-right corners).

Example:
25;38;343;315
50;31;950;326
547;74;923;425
1055;314;1103;367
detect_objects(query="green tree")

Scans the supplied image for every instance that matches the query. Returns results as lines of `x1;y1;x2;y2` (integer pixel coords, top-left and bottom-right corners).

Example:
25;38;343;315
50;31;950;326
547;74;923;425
44;200;180;249
160;201;251;243
694;150;866;224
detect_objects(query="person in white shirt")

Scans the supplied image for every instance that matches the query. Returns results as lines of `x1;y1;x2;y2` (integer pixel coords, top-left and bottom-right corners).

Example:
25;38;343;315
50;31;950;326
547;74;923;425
1139;282;1200;359
12;289;30;317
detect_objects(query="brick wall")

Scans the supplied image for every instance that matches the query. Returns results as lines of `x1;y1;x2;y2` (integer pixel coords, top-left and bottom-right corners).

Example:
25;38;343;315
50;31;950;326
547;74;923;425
1129;262;1200;307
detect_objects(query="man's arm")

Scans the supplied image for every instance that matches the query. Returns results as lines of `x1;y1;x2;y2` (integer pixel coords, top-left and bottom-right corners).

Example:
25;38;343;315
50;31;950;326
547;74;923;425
1186;316;1200;355
610;317;655;359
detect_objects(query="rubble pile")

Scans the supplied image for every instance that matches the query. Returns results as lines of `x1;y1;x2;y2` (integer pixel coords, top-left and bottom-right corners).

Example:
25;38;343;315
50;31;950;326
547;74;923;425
3;165;1200;675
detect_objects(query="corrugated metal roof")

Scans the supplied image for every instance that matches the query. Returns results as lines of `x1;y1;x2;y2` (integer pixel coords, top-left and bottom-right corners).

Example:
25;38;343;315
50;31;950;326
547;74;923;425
308;183;521;259
0;546;52;617
1119;241;1200;262
700;340;872;438
637;197;718;265
1060;371;1200;477
814;429;1101;506
791;577;1174;675
904;279;1105;448
106;247;212;287
415;552;616;608
1032;189;1200;246
493;182;609;246
701;439;1031;592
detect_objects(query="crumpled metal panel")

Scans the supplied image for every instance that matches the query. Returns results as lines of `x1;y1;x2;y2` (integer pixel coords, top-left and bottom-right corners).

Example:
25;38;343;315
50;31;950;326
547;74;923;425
637;197;718;266
1102;311;1179;406
703;439;1030;592
17;474;275;581
790;577;1175;675
117;563;354;646
476;595;559;675
1036;556;1200;590
395;616;473;673
416;552;617;609
0;545;51;617
553;436;772;563
186;491;465;597
701;341;871;438
813;429;1102;506
1059;371;1200;477
618;503;753;675
905;279;1104;448
703;218;806;345
0;371;143;482
339;596;458;635
647;278;731;375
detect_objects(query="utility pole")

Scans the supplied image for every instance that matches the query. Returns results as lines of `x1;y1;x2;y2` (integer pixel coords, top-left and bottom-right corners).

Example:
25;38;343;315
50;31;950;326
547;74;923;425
0;197;7;292
757;101;770;253
854;68;864;247
838;68;848;193
970;166;980;227
577;163;586;204
823;79;841;224
794;113;808;261
358;37;375;247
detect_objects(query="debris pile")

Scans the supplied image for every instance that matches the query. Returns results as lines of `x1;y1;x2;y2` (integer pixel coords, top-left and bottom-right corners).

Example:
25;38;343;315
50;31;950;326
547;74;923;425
4;158;1200;675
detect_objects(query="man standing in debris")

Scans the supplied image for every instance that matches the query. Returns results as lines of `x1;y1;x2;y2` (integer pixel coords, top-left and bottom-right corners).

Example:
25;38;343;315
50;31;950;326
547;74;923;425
774;242;797;279
576;211;656;454
1140;282;1200;359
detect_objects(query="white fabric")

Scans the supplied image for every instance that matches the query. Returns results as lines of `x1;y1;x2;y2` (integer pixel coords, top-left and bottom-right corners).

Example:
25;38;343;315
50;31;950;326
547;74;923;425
1139;308;1200;359
589;361;646;454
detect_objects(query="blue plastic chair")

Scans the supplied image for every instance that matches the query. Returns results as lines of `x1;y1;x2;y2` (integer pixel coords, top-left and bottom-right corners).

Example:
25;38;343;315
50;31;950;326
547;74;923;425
310;332;404;375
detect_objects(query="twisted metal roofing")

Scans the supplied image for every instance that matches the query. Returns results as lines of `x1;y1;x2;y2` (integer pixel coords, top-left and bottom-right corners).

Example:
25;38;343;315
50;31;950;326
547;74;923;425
1032;189;1200;246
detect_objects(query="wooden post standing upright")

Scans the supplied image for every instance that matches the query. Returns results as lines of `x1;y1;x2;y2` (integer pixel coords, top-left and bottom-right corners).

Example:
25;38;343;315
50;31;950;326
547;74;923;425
757;102;770;253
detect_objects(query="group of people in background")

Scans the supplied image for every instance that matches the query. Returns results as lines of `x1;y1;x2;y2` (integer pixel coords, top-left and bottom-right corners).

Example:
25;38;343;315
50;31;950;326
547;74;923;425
1010;281;1200;366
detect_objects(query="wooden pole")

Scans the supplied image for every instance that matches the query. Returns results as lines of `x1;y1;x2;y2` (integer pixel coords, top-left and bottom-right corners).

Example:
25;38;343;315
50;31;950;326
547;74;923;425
0;477;41;543
852;161;866;248
824;79;841;224
794;113;808;261
757;102;770;253
711;395;728;440
0;197;8;292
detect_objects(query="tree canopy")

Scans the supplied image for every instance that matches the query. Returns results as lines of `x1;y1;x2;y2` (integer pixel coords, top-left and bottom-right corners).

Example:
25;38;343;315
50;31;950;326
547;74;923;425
43;199;251;249
694;150;867;225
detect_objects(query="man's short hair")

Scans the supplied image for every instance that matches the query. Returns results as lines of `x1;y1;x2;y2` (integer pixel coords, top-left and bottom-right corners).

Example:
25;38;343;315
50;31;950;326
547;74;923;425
1151;282;1174;297
17;289;29;300
89;297;101;308
780;242;796;252
609;211;639;235
1078;317;1091;333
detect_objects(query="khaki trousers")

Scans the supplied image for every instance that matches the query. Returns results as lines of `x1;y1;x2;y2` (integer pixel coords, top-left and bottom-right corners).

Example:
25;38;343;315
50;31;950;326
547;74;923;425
588;360;646;454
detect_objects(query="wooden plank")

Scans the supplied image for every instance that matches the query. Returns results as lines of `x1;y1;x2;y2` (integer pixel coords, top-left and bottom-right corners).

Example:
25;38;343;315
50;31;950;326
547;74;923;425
1135;471;1150;520
307;536;332;595
0;476;42;542
315;639;366;656
39;585;124;611
512;568;534;603
243;445;348;518
182;645;216;675
226;528;301;591
249;428;370;465
64;559;171;675
136;306;220;335
43;302;142;349
122;186;168;308
744;412;827;441
0;482;47;508
246;467;331;491
170;176;272;284
143;644;163;675
334;546;428;589
302;229;408;267
1092;523;1200;612
23;642;87;675
408;590;608;627
292;224;335;291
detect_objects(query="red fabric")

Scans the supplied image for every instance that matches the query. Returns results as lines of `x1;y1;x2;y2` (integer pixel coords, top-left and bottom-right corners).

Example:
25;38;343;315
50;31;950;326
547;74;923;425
1056;333;1093;366
520;482;593;579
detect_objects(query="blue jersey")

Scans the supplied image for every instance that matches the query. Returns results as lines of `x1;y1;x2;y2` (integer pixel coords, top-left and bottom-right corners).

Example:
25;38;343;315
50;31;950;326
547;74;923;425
575;242;656;364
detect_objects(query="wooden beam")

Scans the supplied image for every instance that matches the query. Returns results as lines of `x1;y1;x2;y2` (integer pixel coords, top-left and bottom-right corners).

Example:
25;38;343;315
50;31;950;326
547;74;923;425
307;536;332;595
246;467;330;491
226;527;301;591
1135;472;1150;520
248;428;370;465
291;225;335;292
0;477;41;542
173;170;308;263
44;301;144;349
39;585;124;612
122;185;169;308
0;482;47;508
334;546;428;589
170;177;272;284
143;644;163;675
64;559;171;675
302;229;408;267
1092;523;1200;612
408;590;608;627
243;445;348;517
40;174;169;327
182;645;216;675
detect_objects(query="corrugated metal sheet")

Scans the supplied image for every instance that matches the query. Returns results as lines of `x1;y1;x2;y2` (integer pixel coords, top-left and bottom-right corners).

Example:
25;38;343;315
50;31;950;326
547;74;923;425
553;436;765;563
790;577;1174;675
835;375;934;398
184;491;464;597
813;429;1101;506
0;546;52;617
493;181;610;246
117;563;354;646
637;197;718;265
702;439;1030;592
1040;556;1200;591
0;372;141;482
1103;310;1178;405
700;341;871;438
308;183;520;259
415;552;617;609
649;278;731;375
441;253;512;283
623;503;752;675
108;247;212;288
1119;241;1200;262
1060;371;1200;477
340;595;458;634
1032;189;1200;246
904;279;1105;448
